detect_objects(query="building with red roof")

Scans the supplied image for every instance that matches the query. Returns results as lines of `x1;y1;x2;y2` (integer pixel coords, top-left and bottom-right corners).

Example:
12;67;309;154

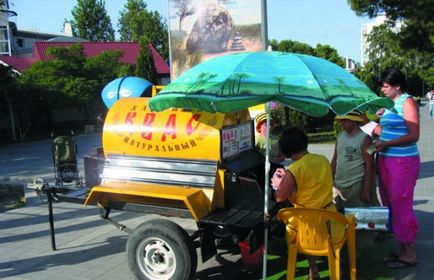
1;2;171;142
1;0;169;82
1;41;170;84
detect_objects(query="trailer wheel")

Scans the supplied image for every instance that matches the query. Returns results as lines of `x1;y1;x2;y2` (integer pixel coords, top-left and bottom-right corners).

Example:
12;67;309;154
127;219;197;280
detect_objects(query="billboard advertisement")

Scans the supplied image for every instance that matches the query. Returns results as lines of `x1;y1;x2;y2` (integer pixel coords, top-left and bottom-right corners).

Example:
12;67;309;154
168;0;265;79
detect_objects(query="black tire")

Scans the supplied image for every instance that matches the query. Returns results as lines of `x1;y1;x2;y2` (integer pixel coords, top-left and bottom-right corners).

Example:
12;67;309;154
127;219;197;280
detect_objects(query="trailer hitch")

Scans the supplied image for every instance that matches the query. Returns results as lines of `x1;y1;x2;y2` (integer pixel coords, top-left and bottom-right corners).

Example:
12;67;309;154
31;180;60;251
97;204;133;235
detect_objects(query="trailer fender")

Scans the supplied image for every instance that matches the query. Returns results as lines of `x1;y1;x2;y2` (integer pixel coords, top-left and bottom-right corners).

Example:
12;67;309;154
84;182;211;221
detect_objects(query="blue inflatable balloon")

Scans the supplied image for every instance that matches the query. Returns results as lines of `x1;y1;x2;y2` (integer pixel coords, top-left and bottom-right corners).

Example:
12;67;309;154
101;76;153;109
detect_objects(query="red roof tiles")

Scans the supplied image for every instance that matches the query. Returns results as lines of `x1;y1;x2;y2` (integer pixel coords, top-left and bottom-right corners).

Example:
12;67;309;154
147;43;170;74
0;56;37;72
1;42;169;75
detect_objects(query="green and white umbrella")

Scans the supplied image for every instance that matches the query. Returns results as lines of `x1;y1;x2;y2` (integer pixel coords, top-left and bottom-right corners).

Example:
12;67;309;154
149;51;392;278
150;51;392;116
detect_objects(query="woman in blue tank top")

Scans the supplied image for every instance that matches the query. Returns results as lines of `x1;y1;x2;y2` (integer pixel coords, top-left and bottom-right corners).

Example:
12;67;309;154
372;68;420;268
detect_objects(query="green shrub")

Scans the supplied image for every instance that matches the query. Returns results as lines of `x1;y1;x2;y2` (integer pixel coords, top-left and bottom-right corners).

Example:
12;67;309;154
270;105;286;126
270;104;336;138
287;109;310;130
308;131;336;143
270;105;311;130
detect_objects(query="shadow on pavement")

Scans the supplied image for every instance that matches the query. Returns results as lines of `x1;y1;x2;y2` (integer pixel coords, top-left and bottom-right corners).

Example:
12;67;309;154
413;199;429;206
0;214;106;244
0;204;98;230
0;204;135;245
0;235;127;278
419;161;434;179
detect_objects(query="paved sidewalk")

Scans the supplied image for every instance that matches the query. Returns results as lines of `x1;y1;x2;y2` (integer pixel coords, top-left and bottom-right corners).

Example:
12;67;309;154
0;101;433;279
0;133;102;185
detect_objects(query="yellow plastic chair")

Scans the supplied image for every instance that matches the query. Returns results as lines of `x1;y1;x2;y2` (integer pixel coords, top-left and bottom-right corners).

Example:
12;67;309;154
277;207;356;280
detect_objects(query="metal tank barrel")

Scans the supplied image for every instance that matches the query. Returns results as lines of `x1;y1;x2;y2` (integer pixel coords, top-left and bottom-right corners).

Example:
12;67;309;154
102;97;250;161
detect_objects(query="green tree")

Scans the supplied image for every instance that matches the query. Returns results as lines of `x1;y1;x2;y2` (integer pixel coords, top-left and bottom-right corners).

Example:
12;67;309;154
269;39;345;67
269;39;315;55
70;0;115;42
18;44;128;136
118;0;148;42
135;37;158;84
348;0;434;89
18;44;92;121
267;39;344;131
348;0;433;54
85;49;134;85
355;24;428;96
314;44;345;67
118;0;169;59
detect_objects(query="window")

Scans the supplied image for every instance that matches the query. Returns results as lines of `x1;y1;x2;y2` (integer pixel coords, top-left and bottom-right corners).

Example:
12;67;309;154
0;42;9;53
0;25;8;40
0;25;9;55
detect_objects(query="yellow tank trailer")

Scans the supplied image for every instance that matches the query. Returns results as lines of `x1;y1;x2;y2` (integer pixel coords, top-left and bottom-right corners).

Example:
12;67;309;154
83;97;269;280
44;95;388;279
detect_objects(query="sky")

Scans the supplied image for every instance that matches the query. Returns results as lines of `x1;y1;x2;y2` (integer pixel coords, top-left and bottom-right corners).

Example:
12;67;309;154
7;0;372;63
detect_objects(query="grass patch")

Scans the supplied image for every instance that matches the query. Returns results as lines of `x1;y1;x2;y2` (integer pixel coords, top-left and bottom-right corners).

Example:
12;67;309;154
0;184;26;212
265;255;330;280
228;236;393;279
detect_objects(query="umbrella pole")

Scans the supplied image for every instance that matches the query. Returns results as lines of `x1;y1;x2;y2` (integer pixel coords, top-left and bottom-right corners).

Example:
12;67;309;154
262;102;271;280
